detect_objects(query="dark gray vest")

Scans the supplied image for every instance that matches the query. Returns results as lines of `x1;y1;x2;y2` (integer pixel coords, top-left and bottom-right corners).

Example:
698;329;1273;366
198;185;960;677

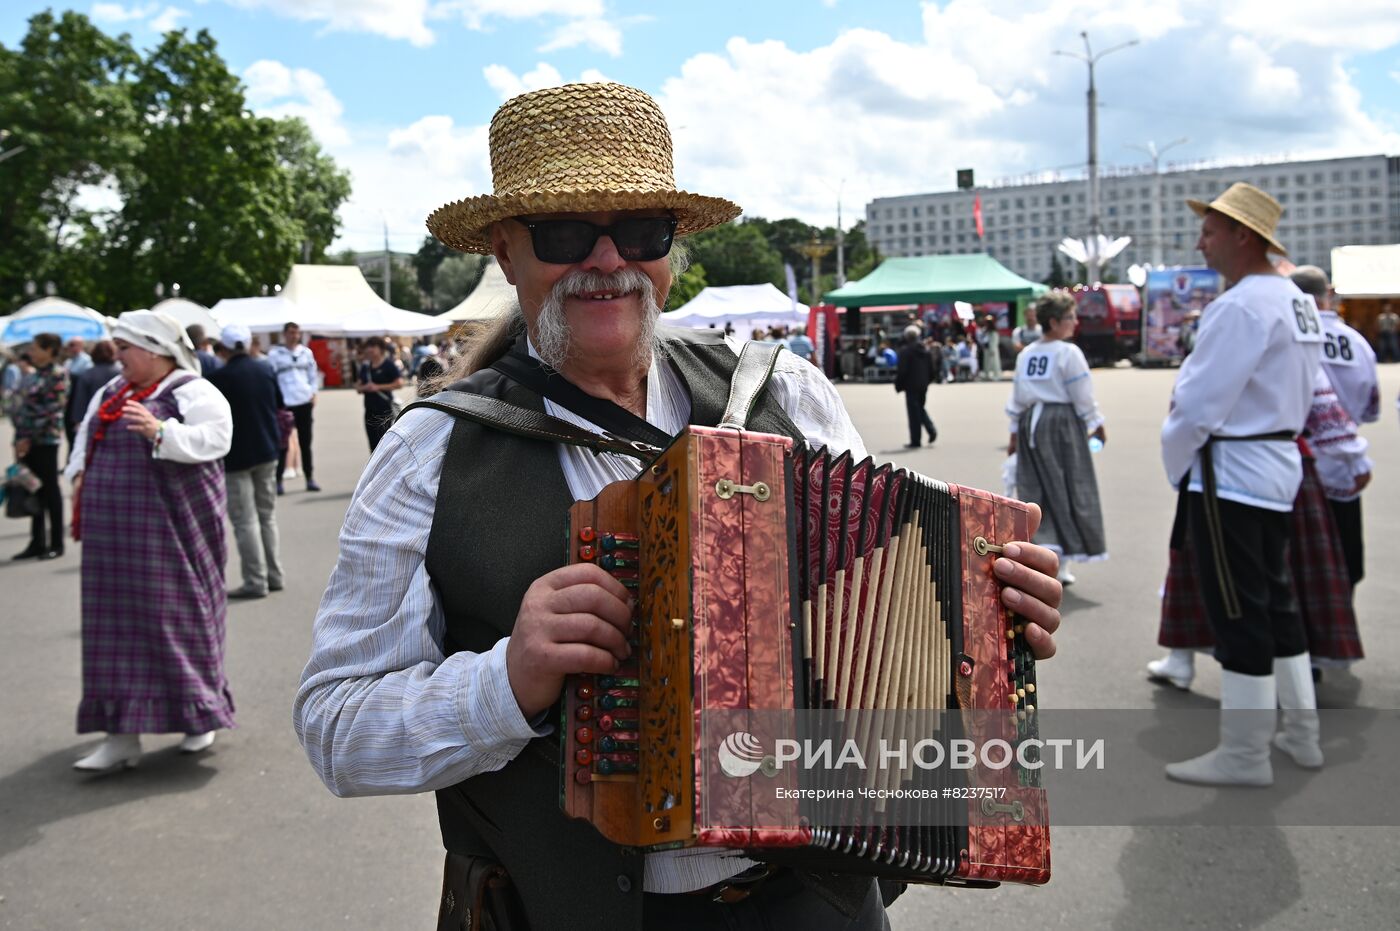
425;329;812;929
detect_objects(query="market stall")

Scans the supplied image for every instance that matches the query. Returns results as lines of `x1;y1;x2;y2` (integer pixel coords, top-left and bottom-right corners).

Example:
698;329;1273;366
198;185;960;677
1;297;110;347
660;283;808;333
1332;244;1400;343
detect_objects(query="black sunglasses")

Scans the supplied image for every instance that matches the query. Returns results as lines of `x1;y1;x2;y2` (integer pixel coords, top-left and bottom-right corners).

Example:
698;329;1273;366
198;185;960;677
516;216;677;264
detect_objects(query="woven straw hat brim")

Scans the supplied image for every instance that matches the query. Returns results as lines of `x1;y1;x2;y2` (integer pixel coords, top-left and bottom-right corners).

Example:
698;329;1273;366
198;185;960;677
428;189;741;255
1187;197;1287;256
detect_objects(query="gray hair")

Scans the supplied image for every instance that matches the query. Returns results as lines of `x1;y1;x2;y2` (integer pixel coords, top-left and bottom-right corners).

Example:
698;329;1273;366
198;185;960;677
1290;265;1330;302
903;325;921;342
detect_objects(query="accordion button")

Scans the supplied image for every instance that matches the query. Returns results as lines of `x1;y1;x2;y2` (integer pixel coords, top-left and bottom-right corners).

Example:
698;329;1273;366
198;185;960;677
576;726;594;744
959;661;973;677
576;705;594;721
579;545;595;561
574;769;591;785
576;685;595;700
576;748;593;765
579;527;597;543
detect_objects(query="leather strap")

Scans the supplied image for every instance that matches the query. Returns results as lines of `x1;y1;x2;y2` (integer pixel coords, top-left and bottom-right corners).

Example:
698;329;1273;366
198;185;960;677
399;391;663;462
718;342;784;430
491;350;673;449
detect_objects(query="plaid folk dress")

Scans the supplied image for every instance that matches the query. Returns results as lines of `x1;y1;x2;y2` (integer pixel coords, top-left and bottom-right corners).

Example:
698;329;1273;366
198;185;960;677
76;374;236;734
1157;455;1362;665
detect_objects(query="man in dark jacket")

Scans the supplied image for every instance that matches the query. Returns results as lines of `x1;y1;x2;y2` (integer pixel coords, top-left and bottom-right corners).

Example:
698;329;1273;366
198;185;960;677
208;323;283;598
894;325;938;448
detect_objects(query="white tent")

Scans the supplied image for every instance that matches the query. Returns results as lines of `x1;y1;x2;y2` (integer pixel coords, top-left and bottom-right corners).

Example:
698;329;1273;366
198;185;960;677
661;283;808;330
210;295;330;335
152;298;219;336
439;258;515;322
1;297;110;347
336;306;451;338
1333;244;1400;297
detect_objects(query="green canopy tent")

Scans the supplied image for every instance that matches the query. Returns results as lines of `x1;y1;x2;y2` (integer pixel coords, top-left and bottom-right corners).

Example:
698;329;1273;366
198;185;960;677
822;253;1048;306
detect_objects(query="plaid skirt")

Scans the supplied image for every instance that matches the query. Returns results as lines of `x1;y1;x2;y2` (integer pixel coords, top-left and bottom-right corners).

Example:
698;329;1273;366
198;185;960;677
1016;403;1106;561
1158;459;1362;662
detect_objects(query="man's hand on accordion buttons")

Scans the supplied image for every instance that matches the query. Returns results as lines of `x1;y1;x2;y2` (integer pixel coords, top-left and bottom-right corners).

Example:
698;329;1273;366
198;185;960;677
507;563;635;719
992;503;1062;660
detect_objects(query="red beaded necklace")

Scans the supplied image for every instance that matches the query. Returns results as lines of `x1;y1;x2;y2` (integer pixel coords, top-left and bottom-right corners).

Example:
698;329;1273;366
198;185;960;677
92;380;162;443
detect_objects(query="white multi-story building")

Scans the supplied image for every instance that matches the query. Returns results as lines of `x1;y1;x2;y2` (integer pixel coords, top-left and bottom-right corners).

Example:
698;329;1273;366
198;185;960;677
865;154;1400;282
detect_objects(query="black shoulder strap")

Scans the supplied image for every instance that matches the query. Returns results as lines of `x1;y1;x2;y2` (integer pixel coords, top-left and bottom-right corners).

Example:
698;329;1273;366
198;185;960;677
491;349;672;449
399;390;661;461
718;341;784;430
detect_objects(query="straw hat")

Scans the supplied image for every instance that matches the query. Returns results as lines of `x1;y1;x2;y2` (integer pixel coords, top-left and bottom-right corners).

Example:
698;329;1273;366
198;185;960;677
427;82;741;254
1187;182;1287;255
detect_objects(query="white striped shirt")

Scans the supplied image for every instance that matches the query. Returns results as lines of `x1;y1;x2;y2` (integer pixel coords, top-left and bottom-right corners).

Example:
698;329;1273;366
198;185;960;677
293;339;865;893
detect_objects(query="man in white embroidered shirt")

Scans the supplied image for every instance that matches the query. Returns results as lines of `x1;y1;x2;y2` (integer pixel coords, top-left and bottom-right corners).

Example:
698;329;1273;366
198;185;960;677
1161;183;1324;788
294;82;1064;931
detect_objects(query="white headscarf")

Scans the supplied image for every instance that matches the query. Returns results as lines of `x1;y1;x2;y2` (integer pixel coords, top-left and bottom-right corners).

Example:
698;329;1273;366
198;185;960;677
112;309;201;374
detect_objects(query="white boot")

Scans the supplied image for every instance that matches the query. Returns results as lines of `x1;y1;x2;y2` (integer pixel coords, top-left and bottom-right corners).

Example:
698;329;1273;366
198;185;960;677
179;731;217;754
1147;650;1196;691
1057;562;1076;585
74;734;142;772
1272;653;1323;768
1165;671;1275;787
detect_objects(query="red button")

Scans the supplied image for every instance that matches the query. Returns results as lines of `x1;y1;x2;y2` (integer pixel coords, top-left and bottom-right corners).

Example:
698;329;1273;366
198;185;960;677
576;685;595;700
575;726;594;744
579;527;597;543
575;748;593;765
579;545;595;561
576;704;594;721
574;769;591;784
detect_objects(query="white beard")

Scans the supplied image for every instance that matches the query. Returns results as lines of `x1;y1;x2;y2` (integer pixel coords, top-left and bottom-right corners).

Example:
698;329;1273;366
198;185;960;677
532;268;662;372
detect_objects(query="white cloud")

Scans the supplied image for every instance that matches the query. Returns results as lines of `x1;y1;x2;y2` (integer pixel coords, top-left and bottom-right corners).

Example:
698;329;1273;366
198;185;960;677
329;1;1400;250
435;0;605;30
149;6;190;31
225;0;436;46
242;60;351;147
482;63;565;100
1220;1;1400;51
216;0;633;49
537;17;623;57
91;3;160;23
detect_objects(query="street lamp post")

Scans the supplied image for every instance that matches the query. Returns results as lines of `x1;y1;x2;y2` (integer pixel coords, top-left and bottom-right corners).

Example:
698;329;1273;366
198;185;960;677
1054;32;1139;240
835;178;846;288
1126;137;1188;266
798;236;834;307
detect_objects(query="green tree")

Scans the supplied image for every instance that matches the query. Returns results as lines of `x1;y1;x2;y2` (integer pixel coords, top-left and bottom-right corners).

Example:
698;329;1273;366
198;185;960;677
433;253;484;310
0;10;139;308
665;261;707;310
413;234;455;307
275;117;351;263
682;222;783;288
1044;252;1070;288
102;29;313;310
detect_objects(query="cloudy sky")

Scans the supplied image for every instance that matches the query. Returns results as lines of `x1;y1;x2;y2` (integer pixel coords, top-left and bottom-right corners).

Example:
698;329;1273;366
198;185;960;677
5;1;1399;252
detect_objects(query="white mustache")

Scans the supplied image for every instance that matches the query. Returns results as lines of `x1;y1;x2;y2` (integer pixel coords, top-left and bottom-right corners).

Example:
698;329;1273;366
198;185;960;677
551;268;655;300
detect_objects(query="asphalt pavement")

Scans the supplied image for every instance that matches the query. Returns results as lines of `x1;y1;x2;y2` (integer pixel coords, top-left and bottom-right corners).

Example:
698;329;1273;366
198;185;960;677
2;365;1398;929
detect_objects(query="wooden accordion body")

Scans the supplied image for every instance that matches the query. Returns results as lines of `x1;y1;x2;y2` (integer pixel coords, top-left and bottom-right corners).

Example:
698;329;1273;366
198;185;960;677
561;426;1050;886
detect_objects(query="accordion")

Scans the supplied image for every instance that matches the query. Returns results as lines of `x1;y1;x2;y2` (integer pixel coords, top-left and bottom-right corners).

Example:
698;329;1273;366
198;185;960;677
561;426;1050;887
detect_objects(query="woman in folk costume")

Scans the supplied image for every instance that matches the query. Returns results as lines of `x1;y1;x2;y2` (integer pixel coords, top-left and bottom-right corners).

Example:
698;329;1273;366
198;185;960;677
1005;291;1108;584
1148;367;1365;697
64;310;236;771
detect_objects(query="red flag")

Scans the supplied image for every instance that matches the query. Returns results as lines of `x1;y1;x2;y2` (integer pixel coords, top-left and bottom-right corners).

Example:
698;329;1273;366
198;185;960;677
973;194;984;239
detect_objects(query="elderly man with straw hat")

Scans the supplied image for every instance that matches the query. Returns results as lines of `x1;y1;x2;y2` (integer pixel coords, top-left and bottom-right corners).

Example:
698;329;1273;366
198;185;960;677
1160;183;1325;787
294;82;1064;929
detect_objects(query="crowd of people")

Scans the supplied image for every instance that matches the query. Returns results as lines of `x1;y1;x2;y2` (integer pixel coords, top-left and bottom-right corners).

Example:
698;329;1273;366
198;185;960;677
1;77;1392;931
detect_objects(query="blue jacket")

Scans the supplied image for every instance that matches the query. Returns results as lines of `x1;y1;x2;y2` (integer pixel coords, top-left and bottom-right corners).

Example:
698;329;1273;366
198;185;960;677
207;354;282;472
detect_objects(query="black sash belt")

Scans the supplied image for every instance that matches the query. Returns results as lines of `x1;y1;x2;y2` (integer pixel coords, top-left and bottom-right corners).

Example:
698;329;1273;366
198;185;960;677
1186;430;1297;621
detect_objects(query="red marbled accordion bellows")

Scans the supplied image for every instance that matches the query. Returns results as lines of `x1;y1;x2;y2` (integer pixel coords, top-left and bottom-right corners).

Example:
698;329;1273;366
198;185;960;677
562;426;1050;887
